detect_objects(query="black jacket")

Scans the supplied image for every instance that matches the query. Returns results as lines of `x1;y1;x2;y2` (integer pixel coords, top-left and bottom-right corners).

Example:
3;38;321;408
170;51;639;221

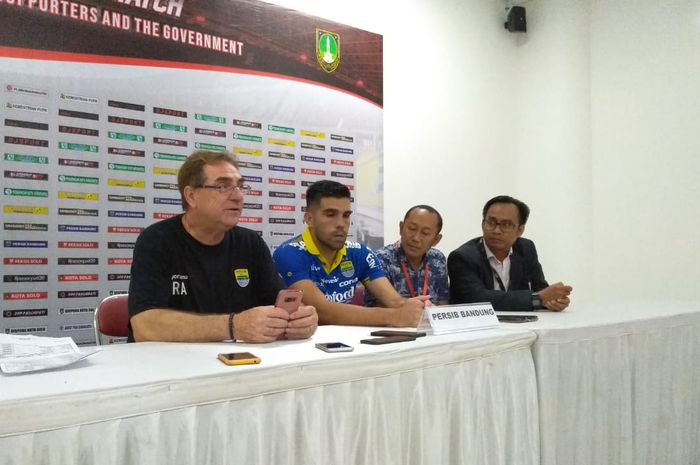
447;236;548;311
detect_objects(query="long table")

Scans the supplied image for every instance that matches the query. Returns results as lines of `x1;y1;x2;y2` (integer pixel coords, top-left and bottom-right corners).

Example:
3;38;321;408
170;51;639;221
0;325;539;465
523;301;700;465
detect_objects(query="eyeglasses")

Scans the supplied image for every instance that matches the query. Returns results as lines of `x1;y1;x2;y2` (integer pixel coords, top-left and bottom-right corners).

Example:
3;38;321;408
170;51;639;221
195;183;251;195
483;218;518;232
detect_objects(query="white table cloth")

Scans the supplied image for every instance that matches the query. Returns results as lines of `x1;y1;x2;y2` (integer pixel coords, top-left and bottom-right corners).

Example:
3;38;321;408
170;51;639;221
1;325;539;465
519;301;700;465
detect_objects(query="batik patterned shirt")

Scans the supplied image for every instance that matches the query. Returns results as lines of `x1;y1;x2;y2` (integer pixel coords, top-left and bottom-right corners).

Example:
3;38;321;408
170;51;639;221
364;241;449;306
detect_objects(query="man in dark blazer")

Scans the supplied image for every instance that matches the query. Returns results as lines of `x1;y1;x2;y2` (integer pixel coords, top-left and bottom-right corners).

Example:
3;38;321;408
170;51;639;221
448;195;572;311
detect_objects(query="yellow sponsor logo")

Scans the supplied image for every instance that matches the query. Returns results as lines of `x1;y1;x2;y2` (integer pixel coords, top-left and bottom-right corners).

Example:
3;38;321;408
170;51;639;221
153;167;179;176
57;192;100;201
300;130;326;138
233;147;262;157
3;205;49;215
108;179;146;188
268;138;295;147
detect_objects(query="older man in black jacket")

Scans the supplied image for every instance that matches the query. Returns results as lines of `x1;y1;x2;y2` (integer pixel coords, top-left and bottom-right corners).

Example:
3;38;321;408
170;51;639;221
448;195;572;311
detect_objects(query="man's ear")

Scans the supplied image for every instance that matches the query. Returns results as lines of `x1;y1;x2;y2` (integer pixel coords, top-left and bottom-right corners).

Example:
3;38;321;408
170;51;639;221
431;233;443;248
399;220;404;236
182;186;196;210
303;210;313;227
517;224;525;238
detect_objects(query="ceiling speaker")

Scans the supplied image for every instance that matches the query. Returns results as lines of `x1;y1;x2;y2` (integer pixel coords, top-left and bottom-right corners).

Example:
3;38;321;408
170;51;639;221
505;6;527;33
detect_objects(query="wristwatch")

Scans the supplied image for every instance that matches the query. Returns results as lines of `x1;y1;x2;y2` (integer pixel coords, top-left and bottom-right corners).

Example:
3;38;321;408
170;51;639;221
531;292;542;310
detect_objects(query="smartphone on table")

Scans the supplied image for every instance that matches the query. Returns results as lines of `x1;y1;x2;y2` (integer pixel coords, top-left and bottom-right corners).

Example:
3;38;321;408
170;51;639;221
497;314;538;323
217;352;261;366
275;289;303;313
315;342;354;353
360;335;418;345
370;330;427;338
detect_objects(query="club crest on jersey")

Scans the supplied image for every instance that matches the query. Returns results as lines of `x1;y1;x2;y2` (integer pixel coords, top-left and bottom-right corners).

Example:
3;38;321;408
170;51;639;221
234;268;250;287
340;260;354;278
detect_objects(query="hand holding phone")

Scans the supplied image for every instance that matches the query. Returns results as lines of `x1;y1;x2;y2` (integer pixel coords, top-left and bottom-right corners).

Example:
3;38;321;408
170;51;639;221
275;289;303;314
217;352;261;366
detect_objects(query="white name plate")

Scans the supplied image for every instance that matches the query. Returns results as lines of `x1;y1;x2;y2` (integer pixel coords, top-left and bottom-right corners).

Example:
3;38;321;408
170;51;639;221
419;302;499;335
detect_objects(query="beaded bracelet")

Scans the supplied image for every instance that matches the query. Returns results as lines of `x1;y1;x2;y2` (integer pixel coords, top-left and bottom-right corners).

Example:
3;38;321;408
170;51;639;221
228;312;235;341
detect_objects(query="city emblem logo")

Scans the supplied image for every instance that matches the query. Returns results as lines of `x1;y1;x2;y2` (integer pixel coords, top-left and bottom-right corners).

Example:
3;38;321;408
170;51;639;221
316;28;340;73
234;268;250;287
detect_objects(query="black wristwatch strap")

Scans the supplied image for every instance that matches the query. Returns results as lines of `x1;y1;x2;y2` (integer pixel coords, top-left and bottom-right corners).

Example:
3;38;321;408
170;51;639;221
531;293;542;310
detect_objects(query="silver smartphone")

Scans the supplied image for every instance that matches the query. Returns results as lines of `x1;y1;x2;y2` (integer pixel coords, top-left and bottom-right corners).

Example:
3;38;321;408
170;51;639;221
315;342;354;353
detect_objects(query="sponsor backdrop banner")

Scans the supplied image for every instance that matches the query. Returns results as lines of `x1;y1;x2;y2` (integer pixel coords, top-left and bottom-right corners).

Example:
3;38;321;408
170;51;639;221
0;0;383;343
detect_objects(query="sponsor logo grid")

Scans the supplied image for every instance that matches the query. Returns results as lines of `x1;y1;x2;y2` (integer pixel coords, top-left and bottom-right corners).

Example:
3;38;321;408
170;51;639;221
1;84;356;340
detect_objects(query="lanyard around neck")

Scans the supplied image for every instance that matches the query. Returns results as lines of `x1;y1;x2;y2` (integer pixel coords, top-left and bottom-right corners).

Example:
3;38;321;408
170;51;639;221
400;261;429;297
492;269;506;291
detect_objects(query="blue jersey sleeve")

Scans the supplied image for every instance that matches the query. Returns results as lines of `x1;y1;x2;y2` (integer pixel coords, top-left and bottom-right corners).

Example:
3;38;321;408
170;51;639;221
273;241;312;287
359;245;386;283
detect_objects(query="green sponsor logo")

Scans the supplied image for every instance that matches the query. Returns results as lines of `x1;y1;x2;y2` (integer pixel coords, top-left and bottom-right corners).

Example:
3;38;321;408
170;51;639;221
108;131;145;142
58;142;98;153
233;133;263;142
267;125;295;134
4;188;48;198
195;113;225;124
316;29;340;73
153;152;187;162
58;142;100;153
154;122;187;133
194;142;226;152
108;163;145;173
4;153;49;164
58;174;99;185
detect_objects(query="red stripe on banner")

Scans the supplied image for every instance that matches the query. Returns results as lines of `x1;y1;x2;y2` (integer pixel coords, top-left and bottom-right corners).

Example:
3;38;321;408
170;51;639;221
0;46;383;108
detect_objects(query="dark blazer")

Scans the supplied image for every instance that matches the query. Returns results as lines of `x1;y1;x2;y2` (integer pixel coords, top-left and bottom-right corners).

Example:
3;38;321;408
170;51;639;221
447;236;548;311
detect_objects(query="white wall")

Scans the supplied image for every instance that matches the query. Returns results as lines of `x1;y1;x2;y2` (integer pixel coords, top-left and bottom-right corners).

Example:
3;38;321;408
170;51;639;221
590;0;700;302
507;0;593;301
268;0;700;306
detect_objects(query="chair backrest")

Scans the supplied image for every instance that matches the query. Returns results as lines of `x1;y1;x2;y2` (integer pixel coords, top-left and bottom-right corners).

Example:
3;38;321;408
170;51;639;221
94;294;129;345
351;285;365;306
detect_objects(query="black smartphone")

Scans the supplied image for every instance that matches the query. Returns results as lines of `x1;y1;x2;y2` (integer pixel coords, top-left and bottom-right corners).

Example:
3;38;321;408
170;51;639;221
360;335;417;345
370;330;427;338
497;314;539;323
